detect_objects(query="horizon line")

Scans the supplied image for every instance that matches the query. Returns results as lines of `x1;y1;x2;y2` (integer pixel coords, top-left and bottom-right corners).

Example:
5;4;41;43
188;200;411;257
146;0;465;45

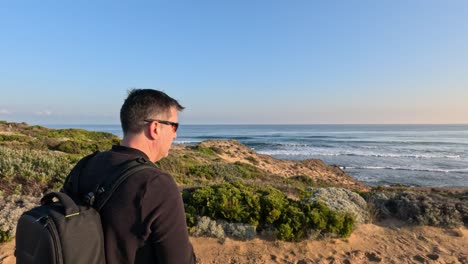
39;123;468;126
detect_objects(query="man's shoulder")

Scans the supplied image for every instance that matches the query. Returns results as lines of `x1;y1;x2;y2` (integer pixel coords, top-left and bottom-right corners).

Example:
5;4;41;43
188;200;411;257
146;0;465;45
130;164;177;186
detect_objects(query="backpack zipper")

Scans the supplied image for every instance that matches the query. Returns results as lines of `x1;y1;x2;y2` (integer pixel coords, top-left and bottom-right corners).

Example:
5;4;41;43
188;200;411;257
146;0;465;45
45;217;64;264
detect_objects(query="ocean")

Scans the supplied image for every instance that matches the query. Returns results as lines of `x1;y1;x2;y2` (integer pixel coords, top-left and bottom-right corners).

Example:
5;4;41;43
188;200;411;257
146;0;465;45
47;124;468;188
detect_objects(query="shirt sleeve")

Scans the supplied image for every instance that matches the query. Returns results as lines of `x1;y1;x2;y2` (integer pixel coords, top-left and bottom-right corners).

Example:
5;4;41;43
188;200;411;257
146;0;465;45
140;170;196;264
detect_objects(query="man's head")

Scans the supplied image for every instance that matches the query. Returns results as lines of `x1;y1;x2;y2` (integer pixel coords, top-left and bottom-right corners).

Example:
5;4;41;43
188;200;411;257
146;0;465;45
120;89;184;162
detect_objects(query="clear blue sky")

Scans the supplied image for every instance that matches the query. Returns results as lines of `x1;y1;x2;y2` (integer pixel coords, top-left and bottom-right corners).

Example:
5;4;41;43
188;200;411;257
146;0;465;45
0;0;467;124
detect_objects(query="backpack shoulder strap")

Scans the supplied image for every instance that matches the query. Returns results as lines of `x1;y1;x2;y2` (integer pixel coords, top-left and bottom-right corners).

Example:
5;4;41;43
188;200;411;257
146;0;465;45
93;157;157;211
62;151;100;197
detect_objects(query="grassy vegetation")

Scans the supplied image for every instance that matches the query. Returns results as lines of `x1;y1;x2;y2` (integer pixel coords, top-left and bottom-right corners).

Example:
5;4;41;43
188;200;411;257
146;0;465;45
188;162;263;181
0;146;79;196
183;182;355;241
193;145;219;156
0;121;120;155
0;121;119;195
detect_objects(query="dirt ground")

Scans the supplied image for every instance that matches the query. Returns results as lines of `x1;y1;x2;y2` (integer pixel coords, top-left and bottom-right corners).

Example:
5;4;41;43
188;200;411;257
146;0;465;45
190;220;467;264
2;220;466;264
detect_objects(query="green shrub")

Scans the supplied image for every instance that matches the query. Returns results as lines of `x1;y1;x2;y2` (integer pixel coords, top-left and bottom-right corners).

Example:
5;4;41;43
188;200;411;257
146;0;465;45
188;162;263;181
184;182;261;225
258;186;289;224
277;203;307;241
233;162;263;179
304;204;328;230
189;164;217;179
0;134;28;142
184;203;198;231
194;145;217;156
156;155;200;184
37;128;117;141
277;224;294;241
339;214;355;237
183;183;356;241
53;139;118;155
2;125;120;154
0;146;78;195
0;230;13;243
55;140;88;154
302;201;355;237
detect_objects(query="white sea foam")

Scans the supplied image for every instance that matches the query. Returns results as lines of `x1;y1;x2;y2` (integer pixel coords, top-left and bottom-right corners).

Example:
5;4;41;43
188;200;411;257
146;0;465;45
174;140;200;144
257;149;462;160
345;166;468;173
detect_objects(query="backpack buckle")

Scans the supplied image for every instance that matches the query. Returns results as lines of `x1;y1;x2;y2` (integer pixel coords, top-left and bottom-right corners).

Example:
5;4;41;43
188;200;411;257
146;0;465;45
83;192;96;206
136;157;147;164
96;187;105;195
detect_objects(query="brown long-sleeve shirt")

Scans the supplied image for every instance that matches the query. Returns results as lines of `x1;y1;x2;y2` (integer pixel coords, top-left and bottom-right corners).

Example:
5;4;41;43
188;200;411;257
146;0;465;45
78;145;195;264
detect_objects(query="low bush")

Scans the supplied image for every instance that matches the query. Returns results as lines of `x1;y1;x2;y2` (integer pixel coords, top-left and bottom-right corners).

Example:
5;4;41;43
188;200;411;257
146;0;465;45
363;190;468;227
155;155;200;184
52;139;119;155
183;183;356;241
194;145;218;156
187;162;263;181
35;128;117;142
0;146;78;195
258;186;289;224
0;134;29;142
184;182;261;225
0;195;40;242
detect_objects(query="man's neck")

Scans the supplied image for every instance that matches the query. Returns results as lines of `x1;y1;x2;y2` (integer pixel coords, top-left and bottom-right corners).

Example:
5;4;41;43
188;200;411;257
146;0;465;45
121;135;157;162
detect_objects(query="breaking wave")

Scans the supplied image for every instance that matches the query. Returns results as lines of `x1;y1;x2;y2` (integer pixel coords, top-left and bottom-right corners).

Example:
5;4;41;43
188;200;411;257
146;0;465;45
345;166;468;174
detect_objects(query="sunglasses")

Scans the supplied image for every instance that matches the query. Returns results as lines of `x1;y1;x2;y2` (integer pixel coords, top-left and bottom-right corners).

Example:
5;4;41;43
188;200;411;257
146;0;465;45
144;119;179;132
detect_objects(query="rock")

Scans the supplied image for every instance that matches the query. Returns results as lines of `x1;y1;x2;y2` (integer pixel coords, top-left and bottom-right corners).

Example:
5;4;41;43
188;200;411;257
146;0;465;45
221;221;257;240
365;252;382;262
426;254;439;260
305;188;369;224
413;254;427;263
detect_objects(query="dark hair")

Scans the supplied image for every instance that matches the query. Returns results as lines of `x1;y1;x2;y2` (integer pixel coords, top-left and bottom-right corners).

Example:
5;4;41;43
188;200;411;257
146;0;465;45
120;89;184;135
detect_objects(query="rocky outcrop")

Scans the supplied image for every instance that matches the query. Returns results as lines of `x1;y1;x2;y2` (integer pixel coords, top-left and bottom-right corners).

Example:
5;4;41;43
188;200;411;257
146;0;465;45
304;188;369;224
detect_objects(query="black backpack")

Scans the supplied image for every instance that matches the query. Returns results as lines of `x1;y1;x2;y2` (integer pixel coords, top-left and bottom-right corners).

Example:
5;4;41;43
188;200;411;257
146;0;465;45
15;152;155;264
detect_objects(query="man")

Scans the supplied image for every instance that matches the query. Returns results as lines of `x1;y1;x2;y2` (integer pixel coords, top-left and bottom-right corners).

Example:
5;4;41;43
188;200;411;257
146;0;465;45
77;89;195;263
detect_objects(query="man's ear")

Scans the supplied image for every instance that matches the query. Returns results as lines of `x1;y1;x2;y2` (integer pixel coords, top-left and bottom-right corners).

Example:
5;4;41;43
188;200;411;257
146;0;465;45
147;121;160;140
